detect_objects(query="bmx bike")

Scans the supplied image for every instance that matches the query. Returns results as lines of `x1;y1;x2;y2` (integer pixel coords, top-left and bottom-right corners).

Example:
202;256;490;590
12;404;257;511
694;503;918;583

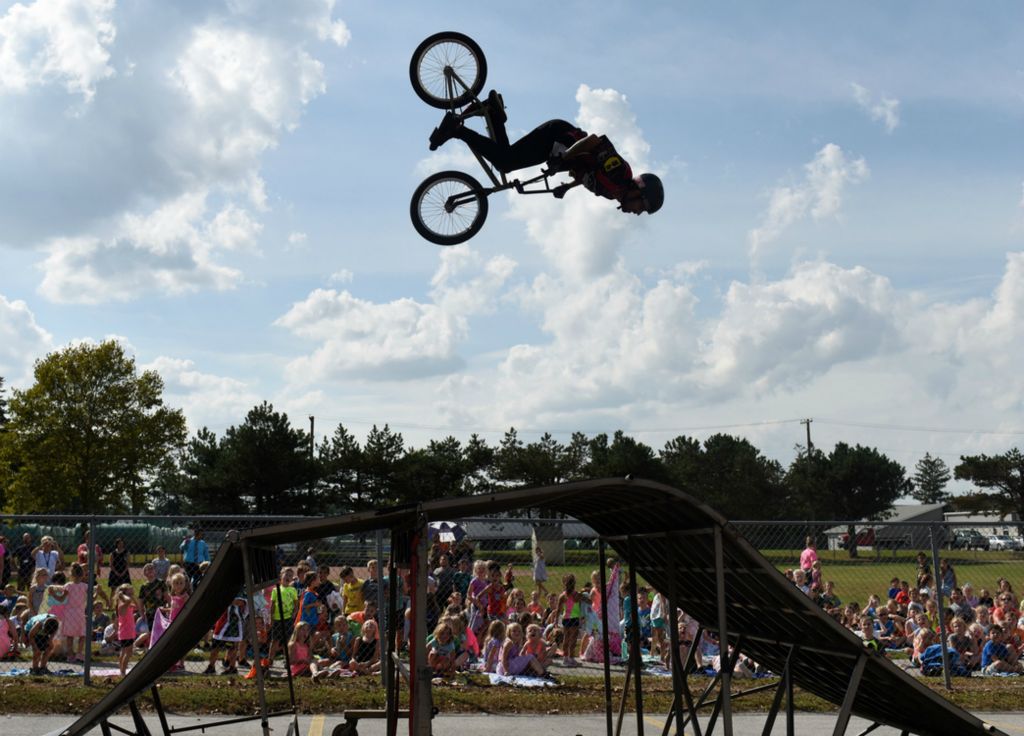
409;32;573;246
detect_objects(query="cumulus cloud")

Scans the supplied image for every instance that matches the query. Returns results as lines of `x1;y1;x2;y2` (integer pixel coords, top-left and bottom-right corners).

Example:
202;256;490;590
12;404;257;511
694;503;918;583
276;248;516;382
505;84;655;281
851;82;900;133
697;261;902;395
143;355;262;430
38;192;261;303
0;0;117;101
287;231;308;249
748;143;868;260
0;294;53;384
0;0;349;301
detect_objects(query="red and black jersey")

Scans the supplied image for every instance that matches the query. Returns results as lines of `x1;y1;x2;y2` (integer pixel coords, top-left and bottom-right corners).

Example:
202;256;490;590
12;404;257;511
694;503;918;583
572;134;634;200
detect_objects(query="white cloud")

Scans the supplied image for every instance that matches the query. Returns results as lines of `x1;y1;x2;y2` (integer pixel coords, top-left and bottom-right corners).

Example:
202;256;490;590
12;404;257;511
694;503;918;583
38;192;261;303
0;0;117;101
143;355;261;431
328;269;352;284
287;231;308;249
851;82;901;133
748;143;868;260
276;248;516;382
1;1;349;301
505;84;655;282
697;261;901;395
0;294;53;384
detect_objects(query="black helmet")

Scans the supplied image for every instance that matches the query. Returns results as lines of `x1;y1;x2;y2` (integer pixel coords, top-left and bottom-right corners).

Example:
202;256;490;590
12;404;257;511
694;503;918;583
635;173;664;213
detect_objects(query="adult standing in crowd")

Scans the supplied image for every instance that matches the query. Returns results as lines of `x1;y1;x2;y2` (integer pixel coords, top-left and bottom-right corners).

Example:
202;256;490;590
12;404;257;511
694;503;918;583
77;530;103;580
33;536;63;576
107;538;132;589
13;533;35;589
181;528;210;589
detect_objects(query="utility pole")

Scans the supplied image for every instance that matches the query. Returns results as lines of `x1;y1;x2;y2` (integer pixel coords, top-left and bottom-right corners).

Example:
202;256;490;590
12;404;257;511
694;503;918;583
308;415;315;502
801;418;813;456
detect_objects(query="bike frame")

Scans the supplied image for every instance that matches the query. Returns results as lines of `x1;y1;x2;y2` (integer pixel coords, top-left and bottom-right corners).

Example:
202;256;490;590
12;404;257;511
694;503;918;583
441;67;566;212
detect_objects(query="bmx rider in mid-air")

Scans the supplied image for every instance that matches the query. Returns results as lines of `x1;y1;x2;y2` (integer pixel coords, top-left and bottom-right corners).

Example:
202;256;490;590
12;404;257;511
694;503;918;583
428;93;664;216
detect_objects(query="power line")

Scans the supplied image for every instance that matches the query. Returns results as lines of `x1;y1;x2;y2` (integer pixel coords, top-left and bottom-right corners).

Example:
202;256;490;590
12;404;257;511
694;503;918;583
306;415;805;436
816;418;1024;437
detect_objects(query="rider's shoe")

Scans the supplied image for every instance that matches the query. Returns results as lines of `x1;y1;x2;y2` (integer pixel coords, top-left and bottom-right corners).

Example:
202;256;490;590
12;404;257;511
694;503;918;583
485;90;506;124
429;112;461;151
461;90;506;124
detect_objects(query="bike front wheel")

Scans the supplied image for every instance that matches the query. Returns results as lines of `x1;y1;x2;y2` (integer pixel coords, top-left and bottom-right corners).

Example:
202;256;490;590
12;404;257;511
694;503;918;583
410;32;487;109
411;171;489;246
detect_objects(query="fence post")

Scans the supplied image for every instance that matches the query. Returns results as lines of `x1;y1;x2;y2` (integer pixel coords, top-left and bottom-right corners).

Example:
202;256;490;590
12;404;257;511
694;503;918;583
84;517;96;685
376;528;388;700
929;524;952;691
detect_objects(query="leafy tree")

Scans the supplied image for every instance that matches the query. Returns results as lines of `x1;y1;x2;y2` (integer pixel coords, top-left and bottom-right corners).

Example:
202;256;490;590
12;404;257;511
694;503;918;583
583;431;666;482
911;453;952;504
955;449;1024;520
789;442;910;557
219;402;316;515
662;434;784;519
395;436;469;504
0;376;8;428
0;341;186;513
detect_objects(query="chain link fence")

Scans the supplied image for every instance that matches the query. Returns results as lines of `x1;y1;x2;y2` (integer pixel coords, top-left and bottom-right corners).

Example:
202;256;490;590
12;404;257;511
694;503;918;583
2;514;1022;685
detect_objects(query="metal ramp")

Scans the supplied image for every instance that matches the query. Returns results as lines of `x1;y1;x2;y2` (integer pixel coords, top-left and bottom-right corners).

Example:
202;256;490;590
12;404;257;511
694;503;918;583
50;479;1008;736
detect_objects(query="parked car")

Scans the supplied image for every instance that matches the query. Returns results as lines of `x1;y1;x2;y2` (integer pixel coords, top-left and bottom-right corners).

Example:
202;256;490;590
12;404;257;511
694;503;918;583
950;529;990;551
987;535;1023;551
839;528;875;549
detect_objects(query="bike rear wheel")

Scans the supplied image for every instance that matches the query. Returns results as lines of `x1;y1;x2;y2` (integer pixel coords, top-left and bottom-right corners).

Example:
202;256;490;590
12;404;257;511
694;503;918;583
411;171;489;246
410;32;487;109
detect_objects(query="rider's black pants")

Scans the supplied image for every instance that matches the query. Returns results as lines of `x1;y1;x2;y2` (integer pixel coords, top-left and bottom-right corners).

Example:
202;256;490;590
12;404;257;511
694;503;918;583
454;119;577;174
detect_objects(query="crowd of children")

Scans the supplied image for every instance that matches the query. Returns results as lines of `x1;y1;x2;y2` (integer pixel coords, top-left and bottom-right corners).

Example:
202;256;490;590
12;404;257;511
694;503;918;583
786;541;1024;676
6;530;1024;683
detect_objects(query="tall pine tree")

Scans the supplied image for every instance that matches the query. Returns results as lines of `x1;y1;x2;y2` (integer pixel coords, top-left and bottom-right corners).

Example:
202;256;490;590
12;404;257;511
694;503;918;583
911;453;952;504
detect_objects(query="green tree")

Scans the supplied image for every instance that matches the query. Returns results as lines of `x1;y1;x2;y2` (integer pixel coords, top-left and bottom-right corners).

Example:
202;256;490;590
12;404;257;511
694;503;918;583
911;453;952;504
360;424;405;509
318;424;363;513
0;376;8;428
219;402;315;515
0;341;186;513
789;442;910;557
583;431;665;482
395;436;469;504
461;433;495;495
661;434;784;519
955;449;1024;520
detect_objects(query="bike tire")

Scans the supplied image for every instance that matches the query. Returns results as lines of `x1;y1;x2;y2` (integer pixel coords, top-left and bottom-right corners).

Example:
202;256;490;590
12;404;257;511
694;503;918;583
410;170;489;246
410;32;487;109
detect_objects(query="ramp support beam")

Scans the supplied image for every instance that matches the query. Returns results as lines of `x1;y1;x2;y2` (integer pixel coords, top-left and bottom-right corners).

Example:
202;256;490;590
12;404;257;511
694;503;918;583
760;645;798;736
713;526;732;736
627;536;646;736
833;652;868;736
598;539;614;736
240;540;272;736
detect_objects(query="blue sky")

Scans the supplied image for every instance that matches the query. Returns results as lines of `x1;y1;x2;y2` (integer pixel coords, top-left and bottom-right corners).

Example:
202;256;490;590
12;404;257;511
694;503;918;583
1;0;1023;482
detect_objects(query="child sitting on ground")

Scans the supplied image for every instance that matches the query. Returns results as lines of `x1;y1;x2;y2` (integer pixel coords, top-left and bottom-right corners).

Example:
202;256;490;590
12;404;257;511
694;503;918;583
348;618;381;675
428;621;460;676
498;622;546;677
482;620;505;673
311;616;355;681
